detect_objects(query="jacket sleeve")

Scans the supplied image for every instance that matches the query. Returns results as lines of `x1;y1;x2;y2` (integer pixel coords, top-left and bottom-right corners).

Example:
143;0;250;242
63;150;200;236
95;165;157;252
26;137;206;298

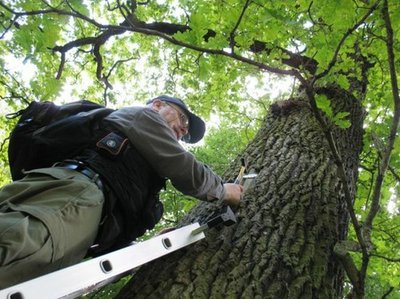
103;107;225;201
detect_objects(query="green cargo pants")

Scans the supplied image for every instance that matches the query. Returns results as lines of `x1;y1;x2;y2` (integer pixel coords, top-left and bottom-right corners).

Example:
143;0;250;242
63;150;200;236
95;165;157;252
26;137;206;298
0;167;104;289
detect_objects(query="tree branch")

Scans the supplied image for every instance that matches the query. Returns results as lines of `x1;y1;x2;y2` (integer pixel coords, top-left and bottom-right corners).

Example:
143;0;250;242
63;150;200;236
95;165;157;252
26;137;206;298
370;253;400;263
122;23;303;78
334;240;362;292
362;0;400;275
55;52;66;80
315;1;381;81
1;0;311;89
0;1;108;29
388;165;400;182
381;287;394;299
292;12;388;283
0;14;19;39
0;69;32;104
0;1;319;76
102;56;137;104
229;0;251;53
142;21;319;74
299;8;385;290
304;86;368;257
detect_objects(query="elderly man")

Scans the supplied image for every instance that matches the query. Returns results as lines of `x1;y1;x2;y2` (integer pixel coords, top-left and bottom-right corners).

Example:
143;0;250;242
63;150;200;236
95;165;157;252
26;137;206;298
0;95;243;288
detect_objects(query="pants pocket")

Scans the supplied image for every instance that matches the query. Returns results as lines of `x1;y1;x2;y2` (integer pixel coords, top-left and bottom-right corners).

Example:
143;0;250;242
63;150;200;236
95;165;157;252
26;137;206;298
0;212;53;289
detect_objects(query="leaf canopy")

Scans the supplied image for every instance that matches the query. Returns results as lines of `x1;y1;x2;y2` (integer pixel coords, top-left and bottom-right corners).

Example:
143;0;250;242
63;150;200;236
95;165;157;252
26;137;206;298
0;0;399;297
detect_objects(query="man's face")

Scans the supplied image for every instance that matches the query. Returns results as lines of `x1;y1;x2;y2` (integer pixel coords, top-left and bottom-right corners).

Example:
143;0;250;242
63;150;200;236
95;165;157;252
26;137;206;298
156;101;189;141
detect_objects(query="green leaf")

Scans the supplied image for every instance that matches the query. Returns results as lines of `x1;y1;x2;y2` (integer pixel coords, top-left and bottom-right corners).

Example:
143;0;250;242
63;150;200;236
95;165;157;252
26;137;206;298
337;74;350;90
0;1;400;297
315;94;333;118
333;111;351;129
334;119;351;129
334;112;350;119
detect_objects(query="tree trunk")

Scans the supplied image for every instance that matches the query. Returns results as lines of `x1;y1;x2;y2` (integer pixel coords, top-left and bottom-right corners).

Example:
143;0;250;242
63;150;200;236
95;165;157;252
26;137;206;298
117;86;364;299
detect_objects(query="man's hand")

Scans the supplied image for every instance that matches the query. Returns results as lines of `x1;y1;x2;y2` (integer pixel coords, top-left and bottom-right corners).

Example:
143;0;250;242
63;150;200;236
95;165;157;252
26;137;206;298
223;183;244;207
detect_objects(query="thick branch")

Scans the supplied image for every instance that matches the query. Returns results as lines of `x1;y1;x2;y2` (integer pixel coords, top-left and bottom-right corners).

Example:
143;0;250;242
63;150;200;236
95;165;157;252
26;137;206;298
299;5;383;282
52;26;126;78
119;23;302;78
304;86;368;258
334;241;362;290
142;21;319;74
55;52;66;80
362;0;400;266
0;1;318;75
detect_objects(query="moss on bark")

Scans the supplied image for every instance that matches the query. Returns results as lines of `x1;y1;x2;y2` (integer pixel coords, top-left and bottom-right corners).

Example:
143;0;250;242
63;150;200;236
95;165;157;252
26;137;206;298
117;86;364;299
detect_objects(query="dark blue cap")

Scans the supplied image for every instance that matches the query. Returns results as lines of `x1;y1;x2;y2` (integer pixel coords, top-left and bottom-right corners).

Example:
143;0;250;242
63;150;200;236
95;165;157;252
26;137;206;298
147;95;206;143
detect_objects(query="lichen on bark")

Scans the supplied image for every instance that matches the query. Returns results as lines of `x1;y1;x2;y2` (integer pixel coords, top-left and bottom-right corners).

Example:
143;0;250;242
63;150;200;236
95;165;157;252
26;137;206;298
117;86;364;299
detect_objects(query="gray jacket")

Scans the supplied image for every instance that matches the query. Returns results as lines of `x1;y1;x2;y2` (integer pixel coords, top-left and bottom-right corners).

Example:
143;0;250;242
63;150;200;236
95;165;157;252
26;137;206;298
104;106;225;201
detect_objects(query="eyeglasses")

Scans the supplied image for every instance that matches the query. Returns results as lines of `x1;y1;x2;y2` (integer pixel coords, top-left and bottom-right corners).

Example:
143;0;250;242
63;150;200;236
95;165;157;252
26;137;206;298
164;102;190;130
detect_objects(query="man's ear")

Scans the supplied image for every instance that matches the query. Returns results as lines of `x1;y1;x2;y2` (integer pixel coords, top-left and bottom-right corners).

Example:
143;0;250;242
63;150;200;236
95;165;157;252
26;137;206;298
151;99;164;111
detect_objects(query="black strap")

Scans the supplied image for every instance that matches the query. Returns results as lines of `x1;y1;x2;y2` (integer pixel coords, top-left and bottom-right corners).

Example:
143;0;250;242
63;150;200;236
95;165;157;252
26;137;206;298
53;160;103;191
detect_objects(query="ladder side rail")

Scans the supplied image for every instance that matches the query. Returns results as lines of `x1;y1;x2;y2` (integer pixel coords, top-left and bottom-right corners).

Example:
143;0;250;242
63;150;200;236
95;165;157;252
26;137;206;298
0;223;204;299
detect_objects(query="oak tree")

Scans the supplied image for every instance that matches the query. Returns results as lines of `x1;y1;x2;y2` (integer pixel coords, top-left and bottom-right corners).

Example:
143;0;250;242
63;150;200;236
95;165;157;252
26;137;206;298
0;1;399;298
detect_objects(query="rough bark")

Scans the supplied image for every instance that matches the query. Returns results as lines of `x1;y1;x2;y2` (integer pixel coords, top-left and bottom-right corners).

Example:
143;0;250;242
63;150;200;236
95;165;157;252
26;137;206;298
117;85;364;299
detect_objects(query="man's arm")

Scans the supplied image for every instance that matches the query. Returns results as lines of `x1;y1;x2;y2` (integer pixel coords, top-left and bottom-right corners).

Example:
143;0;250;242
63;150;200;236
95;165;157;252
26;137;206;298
104;107;229;202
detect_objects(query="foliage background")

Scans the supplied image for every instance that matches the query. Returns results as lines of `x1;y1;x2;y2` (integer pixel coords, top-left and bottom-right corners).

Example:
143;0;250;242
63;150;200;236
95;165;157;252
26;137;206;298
0;0;399;298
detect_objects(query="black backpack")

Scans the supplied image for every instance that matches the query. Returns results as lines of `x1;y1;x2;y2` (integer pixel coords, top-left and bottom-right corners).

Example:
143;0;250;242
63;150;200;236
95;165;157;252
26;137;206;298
6;100;114;181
